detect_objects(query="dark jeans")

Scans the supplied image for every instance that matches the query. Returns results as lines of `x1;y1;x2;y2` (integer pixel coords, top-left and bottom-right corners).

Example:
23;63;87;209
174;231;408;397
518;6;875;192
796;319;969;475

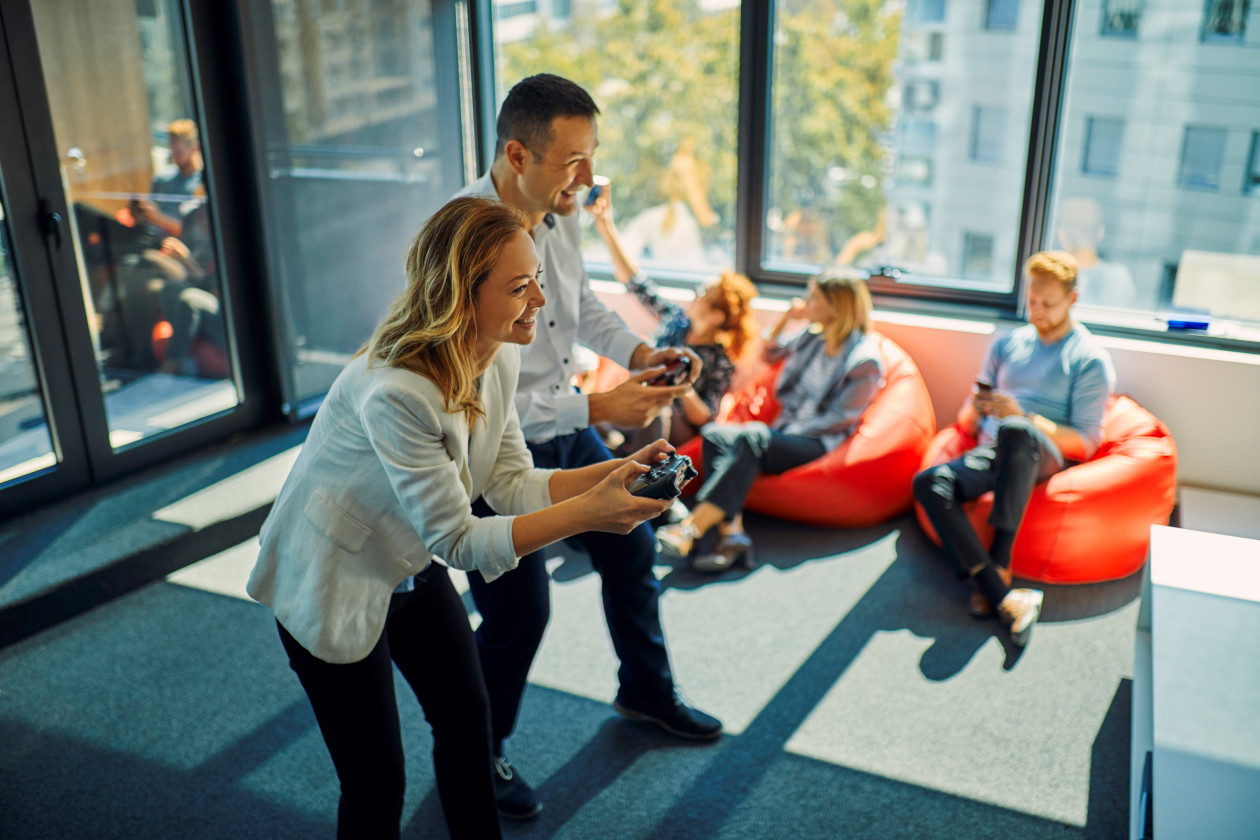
696;421;827;518
469;426;673;754
160;281;225;369
278;564;500;840
912;415;1064;577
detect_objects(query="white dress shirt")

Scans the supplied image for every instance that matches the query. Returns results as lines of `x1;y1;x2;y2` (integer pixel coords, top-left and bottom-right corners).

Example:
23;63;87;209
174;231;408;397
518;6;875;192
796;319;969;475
457;172;644;443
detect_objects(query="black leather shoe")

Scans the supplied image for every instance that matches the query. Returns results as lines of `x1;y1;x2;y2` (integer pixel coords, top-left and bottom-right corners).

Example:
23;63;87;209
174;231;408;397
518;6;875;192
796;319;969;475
612;689;723;740
493;755;542;820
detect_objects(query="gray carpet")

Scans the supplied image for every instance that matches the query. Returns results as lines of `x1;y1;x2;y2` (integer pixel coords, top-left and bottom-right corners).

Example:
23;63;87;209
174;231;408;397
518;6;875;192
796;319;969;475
0;513;1137;839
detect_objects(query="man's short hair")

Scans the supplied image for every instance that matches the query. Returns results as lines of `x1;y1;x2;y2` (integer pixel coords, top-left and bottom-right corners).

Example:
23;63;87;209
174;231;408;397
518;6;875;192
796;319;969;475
167;119;199;144
495;74;599;160
1024;250;1078;293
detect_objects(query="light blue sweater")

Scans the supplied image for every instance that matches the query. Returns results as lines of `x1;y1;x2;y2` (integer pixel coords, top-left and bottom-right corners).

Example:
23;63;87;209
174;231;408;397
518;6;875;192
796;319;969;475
978;322;1115;458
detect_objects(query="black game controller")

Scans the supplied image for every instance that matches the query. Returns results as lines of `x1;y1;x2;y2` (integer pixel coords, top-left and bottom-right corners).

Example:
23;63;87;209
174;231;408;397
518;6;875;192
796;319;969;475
628;453;698;499
649;356;692;387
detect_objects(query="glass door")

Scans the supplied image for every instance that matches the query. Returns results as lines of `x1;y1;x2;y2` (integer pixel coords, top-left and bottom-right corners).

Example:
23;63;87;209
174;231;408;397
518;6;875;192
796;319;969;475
30;0;241;449
0;158;88;495
0;0;265;516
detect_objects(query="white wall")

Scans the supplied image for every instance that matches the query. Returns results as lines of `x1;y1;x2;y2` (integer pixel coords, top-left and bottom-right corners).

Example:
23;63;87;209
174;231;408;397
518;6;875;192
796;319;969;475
594;281;1260;496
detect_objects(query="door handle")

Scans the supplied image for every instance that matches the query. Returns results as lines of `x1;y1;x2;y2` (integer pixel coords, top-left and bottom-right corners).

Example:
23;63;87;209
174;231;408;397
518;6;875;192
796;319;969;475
38;198;63;251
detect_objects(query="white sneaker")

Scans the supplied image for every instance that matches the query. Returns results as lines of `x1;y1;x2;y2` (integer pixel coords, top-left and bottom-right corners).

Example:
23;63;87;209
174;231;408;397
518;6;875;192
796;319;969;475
997;588;1044;647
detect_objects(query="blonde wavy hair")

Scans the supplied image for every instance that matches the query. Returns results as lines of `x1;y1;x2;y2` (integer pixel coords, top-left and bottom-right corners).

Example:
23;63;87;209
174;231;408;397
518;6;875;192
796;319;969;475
812;266;873;347
361;196;529;427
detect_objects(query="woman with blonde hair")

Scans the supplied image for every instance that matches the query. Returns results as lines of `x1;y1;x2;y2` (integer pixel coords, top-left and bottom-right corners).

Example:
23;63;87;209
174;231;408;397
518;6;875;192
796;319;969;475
658;268;885;572
247;196;673;839
588;182;758;449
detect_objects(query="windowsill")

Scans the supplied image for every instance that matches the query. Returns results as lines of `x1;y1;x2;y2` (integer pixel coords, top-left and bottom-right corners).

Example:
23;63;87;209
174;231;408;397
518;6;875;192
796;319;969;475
589;273;1260;360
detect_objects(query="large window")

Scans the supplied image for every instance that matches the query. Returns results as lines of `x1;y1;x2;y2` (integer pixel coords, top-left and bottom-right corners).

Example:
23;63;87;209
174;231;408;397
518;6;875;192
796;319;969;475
481;0;1260;344
242;0;467;412
763;0;1042;293
491;1;742;275
1049;3;1260;325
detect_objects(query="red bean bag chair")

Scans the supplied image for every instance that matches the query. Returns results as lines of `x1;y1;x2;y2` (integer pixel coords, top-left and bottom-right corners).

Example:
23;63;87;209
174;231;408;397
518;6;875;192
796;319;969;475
676;332;937;528
152;320;231;379
913;395;1177;583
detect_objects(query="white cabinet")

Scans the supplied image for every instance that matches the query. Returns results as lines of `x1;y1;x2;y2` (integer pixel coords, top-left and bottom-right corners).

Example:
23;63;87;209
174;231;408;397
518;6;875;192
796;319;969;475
1131;525;1260;839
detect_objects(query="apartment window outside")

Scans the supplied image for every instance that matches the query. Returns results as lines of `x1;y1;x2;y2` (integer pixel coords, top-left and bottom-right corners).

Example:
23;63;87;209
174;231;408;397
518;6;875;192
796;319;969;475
913;0;946;23
962;232;995;278
497;1;540;20
971;106;1007;165
492;2;741;274
1102;0;1142;36
985;0;1019;31
904;80;940;112
1247;131;1260;194
929;31;945;60
1179;126;1228;190
1050;1;1260;328
1202;0;1250;41
1083;117;1124;177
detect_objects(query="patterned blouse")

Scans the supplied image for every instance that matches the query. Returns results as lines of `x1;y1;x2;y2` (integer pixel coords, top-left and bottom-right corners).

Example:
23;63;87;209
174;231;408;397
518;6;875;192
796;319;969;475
627;274;736;418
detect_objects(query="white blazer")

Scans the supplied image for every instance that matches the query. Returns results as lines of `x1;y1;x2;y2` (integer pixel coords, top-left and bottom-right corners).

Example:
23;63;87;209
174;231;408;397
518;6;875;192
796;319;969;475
247;345;556;664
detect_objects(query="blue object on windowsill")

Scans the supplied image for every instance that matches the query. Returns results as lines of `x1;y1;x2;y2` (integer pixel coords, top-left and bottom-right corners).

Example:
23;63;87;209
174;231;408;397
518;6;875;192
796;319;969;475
1162;306;1211;331
1167;318;1211;331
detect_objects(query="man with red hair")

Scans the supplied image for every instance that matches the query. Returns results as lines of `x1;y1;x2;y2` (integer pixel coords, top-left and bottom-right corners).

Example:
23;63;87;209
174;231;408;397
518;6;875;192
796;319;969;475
913;251;1115;647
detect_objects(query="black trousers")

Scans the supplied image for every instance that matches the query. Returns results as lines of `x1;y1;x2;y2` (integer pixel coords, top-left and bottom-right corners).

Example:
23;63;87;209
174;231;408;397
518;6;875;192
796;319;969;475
278;564;500;840
696;421;826;518
469;426;673;755
912;415;1064;577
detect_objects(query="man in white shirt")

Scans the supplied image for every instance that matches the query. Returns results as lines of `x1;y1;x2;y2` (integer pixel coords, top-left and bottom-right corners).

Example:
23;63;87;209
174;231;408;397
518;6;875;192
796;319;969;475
455;74;722;821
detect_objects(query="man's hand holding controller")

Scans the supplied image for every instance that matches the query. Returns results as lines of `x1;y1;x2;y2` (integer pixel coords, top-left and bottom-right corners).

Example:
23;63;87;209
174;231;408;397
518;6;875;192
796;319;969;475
588;346;701;429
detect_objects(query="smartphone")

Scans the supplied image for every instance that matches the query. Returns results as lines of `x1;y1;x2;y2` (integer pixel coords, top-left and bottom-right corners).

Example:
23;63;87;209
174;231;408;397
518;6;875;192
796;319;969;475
584;175;610;207
650;356;692;387
974;379;993;393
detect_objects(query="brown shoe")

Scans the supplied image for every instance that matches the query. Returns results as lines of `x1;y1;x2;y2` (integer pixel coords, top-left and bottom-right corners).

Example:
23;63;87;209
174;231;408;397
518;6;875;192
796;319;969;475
997;588;1044;647
968;566;1014;619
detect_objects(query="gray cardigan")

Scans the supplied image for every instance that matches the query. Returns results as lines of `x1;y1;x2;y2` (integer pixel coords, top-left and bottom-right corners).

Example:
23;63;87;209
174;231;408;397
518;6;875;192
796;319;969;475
764;329;885;452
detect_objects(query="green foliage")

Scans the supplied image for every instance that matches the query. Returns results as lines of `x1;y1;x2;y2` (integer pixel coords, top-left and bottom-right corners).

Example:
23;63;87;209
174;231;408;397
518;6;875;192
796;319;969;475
771;0;899;250
500;0;898;258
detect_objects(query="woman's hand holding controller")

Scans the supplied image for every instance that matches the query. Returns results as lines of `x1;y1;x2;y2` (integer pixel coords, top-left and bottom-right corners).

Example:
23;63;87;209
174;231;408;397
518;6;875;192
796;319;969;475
576;461;672;534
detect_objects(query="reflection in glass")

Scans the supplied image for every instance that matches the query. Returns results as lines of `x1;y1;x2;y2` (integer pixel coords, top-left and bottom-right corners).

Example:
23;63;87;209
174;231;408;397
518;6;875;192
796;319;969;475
249;0;461;406
0;198;57;483
1050;2;1260;322
32;0;238;450
494;1;741;274
765;0;1043;291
